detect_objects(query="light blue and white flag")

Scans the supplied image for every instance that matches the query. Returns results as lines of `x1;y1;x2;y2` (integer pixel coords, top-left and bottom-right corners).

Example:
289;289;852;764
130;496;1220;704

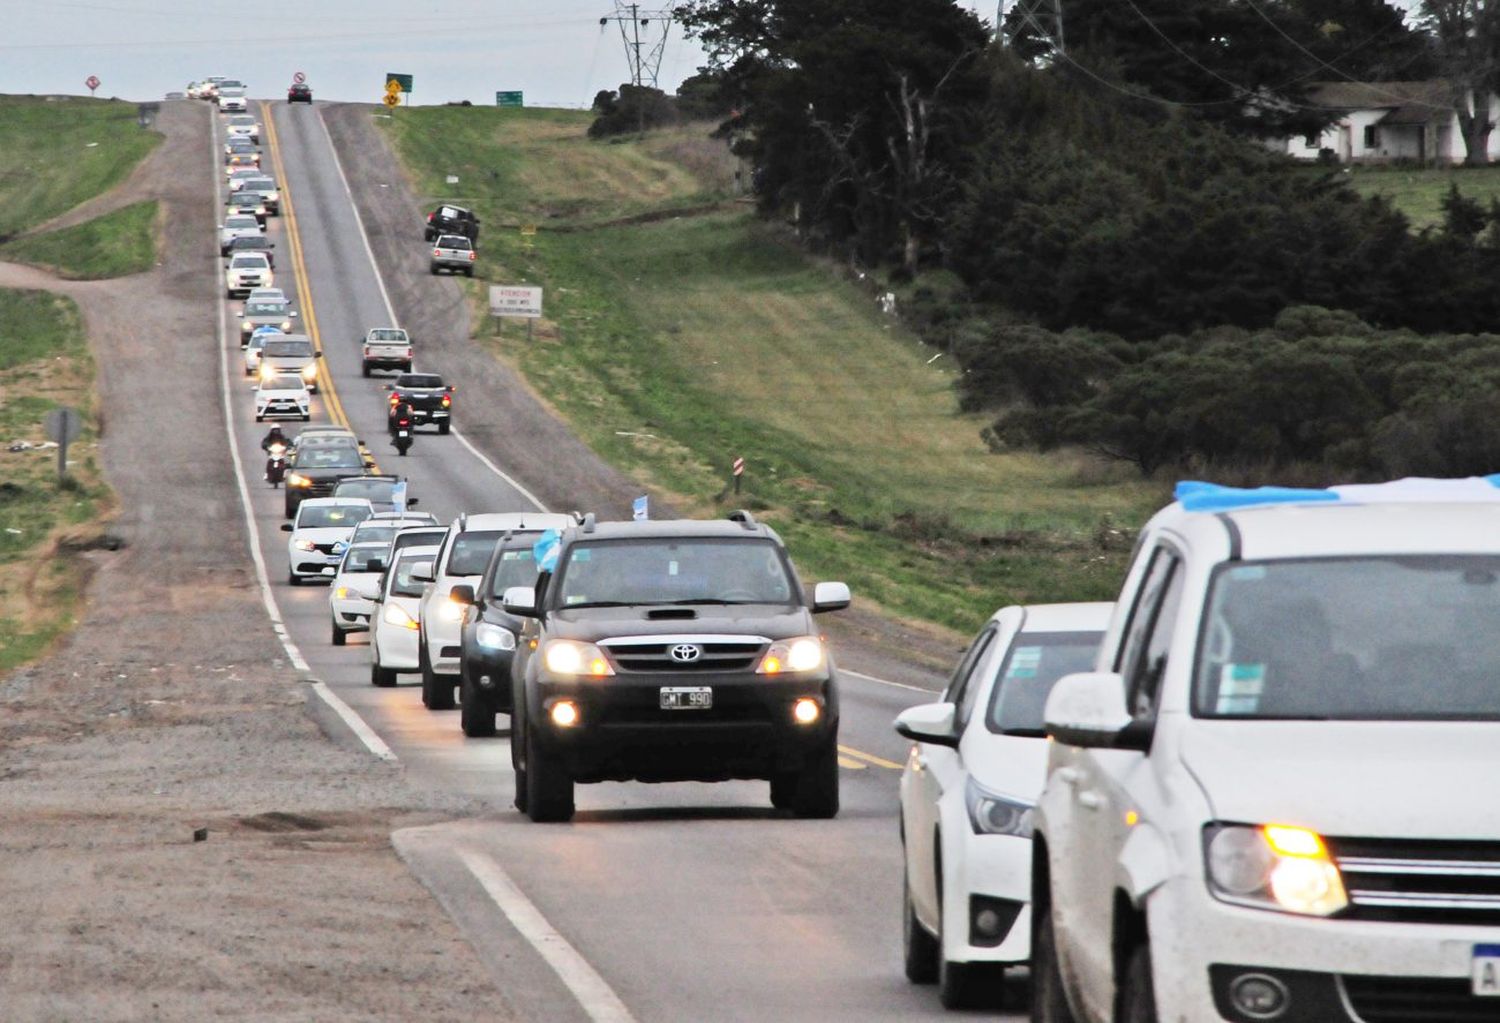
632;495;649;521
391;479;408;513
534;529;561;572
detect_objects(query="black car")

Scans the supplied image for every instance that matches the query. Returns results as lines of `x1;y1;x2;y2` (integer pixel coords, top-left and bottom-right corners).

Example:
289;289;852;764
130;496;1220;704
499;513;852;822
330;475;417;515
453;532;547;737
423;204;480;242
284;442;372;517
288;83;313;104
386;373;453;434
223;233;276;267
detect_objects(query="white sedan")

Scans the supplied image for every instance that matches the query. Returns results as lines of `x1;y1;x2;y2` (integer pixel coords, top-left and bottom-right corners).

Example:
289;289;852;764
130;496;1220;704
281;498;373;586
369;545;440;687
226;113;260;141
328;541;390;644
254;373;309;422
894;601;1112;1010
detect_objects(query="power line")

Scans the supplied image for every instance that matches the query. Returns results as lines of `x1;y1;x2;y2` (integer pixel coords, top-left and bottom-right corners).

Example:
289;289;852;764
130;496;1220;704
599;2;674;88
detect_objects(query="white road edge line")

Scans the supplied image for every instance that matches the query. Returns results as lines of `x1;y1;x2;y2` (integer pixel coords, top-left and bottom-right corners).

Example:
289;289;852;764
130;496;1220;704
314;107;548;513
457;847;637;1023
213;102;396;764
842;668;939;694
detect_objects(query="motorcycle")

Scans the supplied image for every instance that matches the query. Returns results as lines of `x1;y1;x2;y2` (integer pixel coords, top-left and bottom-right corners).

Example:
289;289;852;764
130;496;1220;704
265;443;288;487
392;421;412;457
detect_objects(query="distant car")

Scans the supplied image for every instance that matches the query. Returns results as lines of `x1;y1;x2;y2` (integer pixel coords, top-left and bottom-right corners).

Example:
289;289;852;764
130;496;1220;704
424;204;480;242
218;88;248;113
288;83;313;104
255;373;310;422
385;373;453;433
284;441;371;517
259;334;319;391
219;213;263;255
227;166;263;188
429;234;476;277
243;328;281;376
384;524;449;571
226;113;260;142
281;498;373;586
238;295;295;344
225;153;259;174
226;252;273;297
455;530;548;736
331;475;416;515
225;191;268;225
187;81;207;100
224;138;258;160
240;175;280;214
369;545;441;686
341;512;441;553
328;541;388;644
223;234;276;268
361;327;413;376
246;286;286;304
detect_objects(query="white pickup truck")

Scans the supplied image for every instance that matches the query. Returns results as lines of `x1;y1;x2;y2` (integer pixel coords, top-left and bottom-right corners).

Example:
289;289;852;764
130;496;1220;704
1032;478;1500;1023
361;327;413;377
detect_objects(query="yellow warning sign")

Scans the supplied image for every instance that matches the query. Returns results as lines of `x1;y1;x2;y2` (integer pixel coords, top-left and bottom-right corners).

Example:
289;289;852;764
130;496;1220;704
385;79;403;95
382;93;400;108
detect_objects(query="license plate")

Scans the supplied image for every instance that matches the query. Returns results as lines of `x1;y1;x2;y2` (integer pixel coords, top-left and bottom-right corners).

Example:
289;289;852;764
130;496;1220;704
659;686;712;710
1476;945;1500;996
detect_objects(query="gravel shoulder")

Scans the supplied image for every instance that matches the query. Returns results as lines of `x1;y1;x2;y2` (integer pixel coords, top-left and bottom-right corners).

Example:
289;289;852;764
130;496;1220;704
0;99;508;1021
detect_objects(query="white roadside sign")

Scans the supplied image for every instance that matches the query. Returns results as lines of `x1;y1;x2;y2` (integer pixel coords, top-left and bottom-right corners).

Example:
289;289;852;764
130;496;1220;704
489;285;543;319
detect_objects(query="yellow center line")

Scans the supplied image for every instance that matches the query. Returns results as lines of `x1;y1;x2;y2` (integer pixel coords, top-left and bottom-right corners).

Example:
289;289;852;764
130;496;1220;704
260;100;381;473
837;756;868;770
838;744;904;771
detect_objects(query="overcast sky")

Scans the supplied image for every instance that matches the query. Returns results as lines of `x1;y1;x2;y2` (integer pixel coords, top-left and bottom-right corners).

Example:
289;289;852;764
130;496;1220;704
0;0;996;106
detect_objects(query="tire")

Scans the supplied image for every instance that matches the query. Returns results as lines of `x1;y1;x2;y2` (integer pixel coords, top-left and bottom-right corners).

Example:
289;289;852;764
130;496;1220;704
255;415;263;423
287;571;300;587
786;737;839;818
464;268;474;278
460;672;497;737
371;656;397;688
1031;907;1079;1023
420;642;456;710
512;717;529;813
1119;943;1157;1023
438;422;451;435
331;621;346;646
902;869;940;984
769;773;795;810
403;362;412;373
524;727;574;822
301;414;310;422
429;265;438;276
362;363;370;378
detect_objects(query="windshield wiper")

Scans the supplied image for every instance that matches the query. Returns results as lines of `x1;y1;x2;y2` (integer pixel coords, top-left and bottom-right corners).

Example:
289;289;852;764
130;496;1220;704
563;600;637;609
663;598;759;605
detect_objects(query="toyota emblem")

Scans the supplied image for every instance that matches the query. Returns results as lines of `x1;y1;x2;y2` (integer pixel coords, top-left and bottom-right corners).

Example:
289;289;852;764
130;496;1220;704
669;644;703;663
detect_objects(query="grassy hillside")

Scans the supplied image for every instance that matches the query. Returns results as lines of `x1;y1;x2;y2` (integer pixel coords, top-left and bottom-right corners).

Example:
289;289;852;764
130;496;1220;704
1343;165;1500;230
0;96;161;240
382;107;1159;633
0;290;111;673
1;200;159;279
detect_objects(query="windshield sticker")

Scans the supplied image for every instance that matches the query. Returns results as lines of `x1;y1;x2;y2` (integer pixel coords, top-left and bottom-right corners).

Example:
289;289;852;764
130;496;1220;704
1007;646;1042;679
1228;566;1267;581
669;560;679;576
1216;663;1265;714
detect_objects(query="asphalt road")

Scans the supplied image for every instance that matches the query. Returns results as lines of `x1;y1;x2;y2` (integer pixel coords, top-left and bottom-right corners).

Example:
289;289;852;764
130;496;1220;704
214;100;1026;1022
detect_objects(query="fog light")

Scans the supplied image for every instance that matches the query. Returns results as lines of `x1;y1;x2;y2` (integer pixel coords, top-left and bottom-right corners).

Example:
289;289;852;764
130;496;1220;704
973;908;1002;937
792;698;820;725
1229;973;1289;1020
550;701;579;728
478;674;494;690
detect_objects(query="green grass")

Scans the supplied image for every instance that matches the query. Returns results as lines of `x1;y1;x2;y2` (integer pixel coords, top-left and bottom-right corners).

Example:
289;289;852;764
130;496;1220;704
0;289;111;673
0;95;161;240
1342;165;1500;230
1;200;159;279
381;108;1160;634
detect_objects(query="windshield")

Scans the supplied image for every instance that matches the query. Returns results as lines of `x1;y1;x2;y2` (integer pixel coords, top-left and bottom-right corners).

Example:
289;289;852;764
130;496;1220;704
369;329;407;341
264;340;312;357
226;217;259;229
985;631;1104;736
489;546;540;597
244;179;276;190
437;236;471;250
554;538;795;607
244;301;284;315
230;254;268;268
447;530;504;577
341;547;385;572
230;114;254;124
232;236;268;248
260;375;305;392
294;447;361;469
336;480;397;502
390;553;435;598
297;504;370;530
1196;556;1500;721
350;524;398;545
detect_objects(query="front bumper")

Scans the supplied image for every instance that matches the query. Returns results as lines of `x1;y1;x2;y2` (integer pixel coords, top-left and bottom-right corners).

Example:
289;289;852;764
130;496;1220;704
258;399;309;419
374;620;421;670
430;257;474;272
424;616;463;675
940;822;1033;965
331;595;374;631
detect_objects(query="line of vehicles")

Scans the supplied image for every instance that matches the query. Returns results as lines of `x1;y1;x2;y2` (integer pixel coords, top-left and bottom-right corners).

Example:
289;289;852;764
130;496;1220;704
213;90;1500;1021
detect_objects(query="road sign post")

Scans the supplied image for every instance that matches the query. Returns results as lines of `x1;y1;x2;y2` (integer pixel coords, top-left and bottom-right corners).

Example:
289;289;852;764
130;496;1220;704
382;93;400;109
489;285;543;341
44;407;84;480
732;456;745;495
496;91;524;108
85;75;100;97
385;73;413;105
293;71;307;85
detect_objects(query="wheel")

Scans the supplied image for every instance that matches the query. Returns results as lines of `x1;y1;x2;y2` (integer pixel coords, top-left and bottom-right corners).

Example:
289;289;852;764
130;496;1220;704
255;415;263;423
464;268;474;278
429;265;438;276
902;868;940;984
403;362;412;373
1032;906;1079;1023
438;422;451;435
287;571;300;587
512;713;529;812
784;737;839;818
420;642;456;710
371;656;397;688
331;621;346;646
362;363;371;378
770;773;795;810
398;446;408;457
1119;942;1157;1023
460;672;497;737
301;414;310;422
524;726;574;822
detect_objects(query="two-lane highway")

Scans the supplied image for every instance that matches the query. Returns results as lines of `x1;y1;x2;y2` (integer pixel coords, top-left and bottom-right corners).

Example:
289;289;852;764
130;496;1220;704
212;99;1024;1021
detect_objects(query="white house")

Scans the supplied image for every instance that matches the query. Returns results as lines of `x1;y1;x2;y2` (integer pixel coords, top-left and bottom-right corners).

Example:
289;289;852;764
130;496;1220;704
1279;81;1500;165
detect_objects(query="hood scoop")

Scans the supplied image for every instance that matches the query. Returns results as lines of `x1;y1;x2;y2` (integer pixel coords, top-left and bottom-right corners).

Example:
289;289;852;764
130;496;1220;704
646;607;697;620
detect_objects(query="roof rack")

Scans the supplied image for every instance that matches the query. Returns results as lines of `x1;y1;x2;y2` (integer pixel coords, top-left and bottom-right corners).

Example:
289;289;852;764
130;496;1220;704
581;512;597;534
727;510;758;530
1178;476;1500;514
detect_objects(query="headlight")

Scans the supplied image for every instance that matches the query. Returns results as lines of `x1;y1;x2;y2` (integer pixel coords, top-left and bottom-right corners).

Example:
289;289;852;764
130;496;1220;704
335;586;349;599
756;636;825;674
241;320;253;330
280;320;291;330
476;623;517;651
383;603;419;630
543;640;613;677
1204;824;1348;917
292;539;316;551
964;778;1035;837
300;364;316;380
286;473;311;487
259;365;274;380
438;599;465;622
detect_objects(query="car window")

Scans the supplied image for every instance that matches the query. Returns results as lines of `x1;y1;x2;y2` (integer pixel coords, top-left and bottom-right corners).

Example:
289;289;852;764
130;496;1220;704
438;236;471;249
489;546;540;597
294;447;362;468
263;340;313;357
369;329;407;341
390;553;435;598
226;216;258;228
297;504;371;529
1118;547;1184;721
341;547;385;572
985;631;1105;737
335;480;396;501
398;375;444;389
553;538;795;607
446;530;506;577
942;623;997;716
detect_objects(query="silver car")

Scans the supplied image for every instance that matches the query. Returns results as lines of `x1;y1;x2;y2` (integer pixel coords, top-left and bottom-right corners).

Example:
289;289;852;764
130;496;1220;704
429;234;476;277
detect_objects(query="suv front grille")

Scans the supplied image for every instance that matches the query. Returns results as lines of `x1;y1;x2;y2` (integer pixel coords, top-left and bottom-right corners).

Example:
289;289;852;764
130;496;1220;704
1341;976;1497;1022
1327;836;1500;925
601;637;766;673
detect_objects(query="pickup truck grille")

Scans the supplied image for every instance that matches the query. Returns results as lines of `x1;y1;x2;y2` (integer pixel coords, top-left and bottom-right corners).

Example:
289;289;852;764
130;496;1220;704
1327;836;1500;925
600;638;765;673
1341;976;1498;1022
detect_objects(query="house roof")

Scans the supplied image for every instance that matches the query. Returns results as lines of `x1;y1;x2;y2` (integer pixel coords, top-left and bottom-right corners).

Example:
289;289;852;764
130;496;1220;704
1304;80;1451;123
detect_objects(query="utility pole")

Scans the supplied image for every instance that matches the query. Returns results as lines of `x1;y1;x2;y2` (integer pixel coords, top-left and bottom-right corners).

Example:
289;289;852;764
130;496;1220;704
1000;0;1065;54
599;2;674;88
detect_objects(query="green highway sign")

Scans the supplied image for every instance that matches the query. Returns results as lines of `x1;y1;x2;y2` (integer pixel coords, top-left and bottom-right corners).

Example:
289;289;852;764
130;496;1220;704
386;73;413;95
496;91;524;108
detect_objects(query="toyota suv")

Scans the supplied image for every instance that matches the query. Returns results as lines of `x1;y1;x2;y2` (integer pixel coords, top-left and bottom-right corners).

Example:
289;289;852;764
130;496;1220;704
1033;478;1500;1023
499;513;852;823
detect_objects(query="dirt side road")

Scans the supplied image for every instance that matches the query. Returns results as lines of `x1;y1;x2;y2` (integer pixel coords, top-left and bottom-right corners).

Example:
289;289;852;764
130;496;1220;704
0;100;508;1021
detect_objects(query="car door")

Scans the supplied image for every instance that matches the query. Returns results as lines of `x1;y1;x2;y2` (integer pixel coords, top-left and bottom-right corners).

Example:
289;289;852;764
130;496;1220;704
903;621;1001;927
1058;544;1184;1022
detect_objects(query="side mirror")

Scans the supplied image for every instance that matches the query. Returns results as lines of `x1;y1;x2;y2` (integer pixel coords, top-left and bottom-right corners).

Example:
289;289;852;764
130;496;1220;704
355;579;383;601
893;702;959;749
383;384;393;391
501;585;538;618
314;352;324;359
449;584;475;605
1045;672;1141;750
280;523;293;532
812;581;851;614
290;310;299;317
406;497;419;508
410;563;435;583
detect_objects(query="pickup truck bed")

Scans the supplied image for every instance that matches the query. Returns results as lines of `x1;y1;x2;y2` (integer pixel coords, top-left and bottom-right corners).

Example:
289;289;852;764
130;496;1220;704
387;373;453;433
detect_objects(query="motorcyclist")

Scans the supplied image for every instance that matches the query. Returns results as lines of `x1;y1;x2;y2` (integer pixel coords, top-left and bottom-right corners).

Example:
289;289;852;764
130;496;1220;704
261;424;288;452
389;399;414;435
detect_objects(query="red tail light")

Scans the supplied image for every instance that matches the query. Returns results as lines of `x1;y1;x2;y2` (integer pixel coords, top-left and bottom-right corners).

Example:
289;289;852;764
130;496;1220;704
404;348;413;358
441;395;451;408
468;252;476;261
388;393;399;406
433;249;442;258
427;213;434;222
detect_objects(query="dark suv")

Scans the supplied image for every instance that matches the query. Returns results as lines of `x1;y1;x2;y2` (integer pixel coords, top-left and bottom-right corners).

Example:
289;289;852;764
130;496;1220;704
452;532;548;737
500;513;851;822
284;441;372;517
424;204;480;242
